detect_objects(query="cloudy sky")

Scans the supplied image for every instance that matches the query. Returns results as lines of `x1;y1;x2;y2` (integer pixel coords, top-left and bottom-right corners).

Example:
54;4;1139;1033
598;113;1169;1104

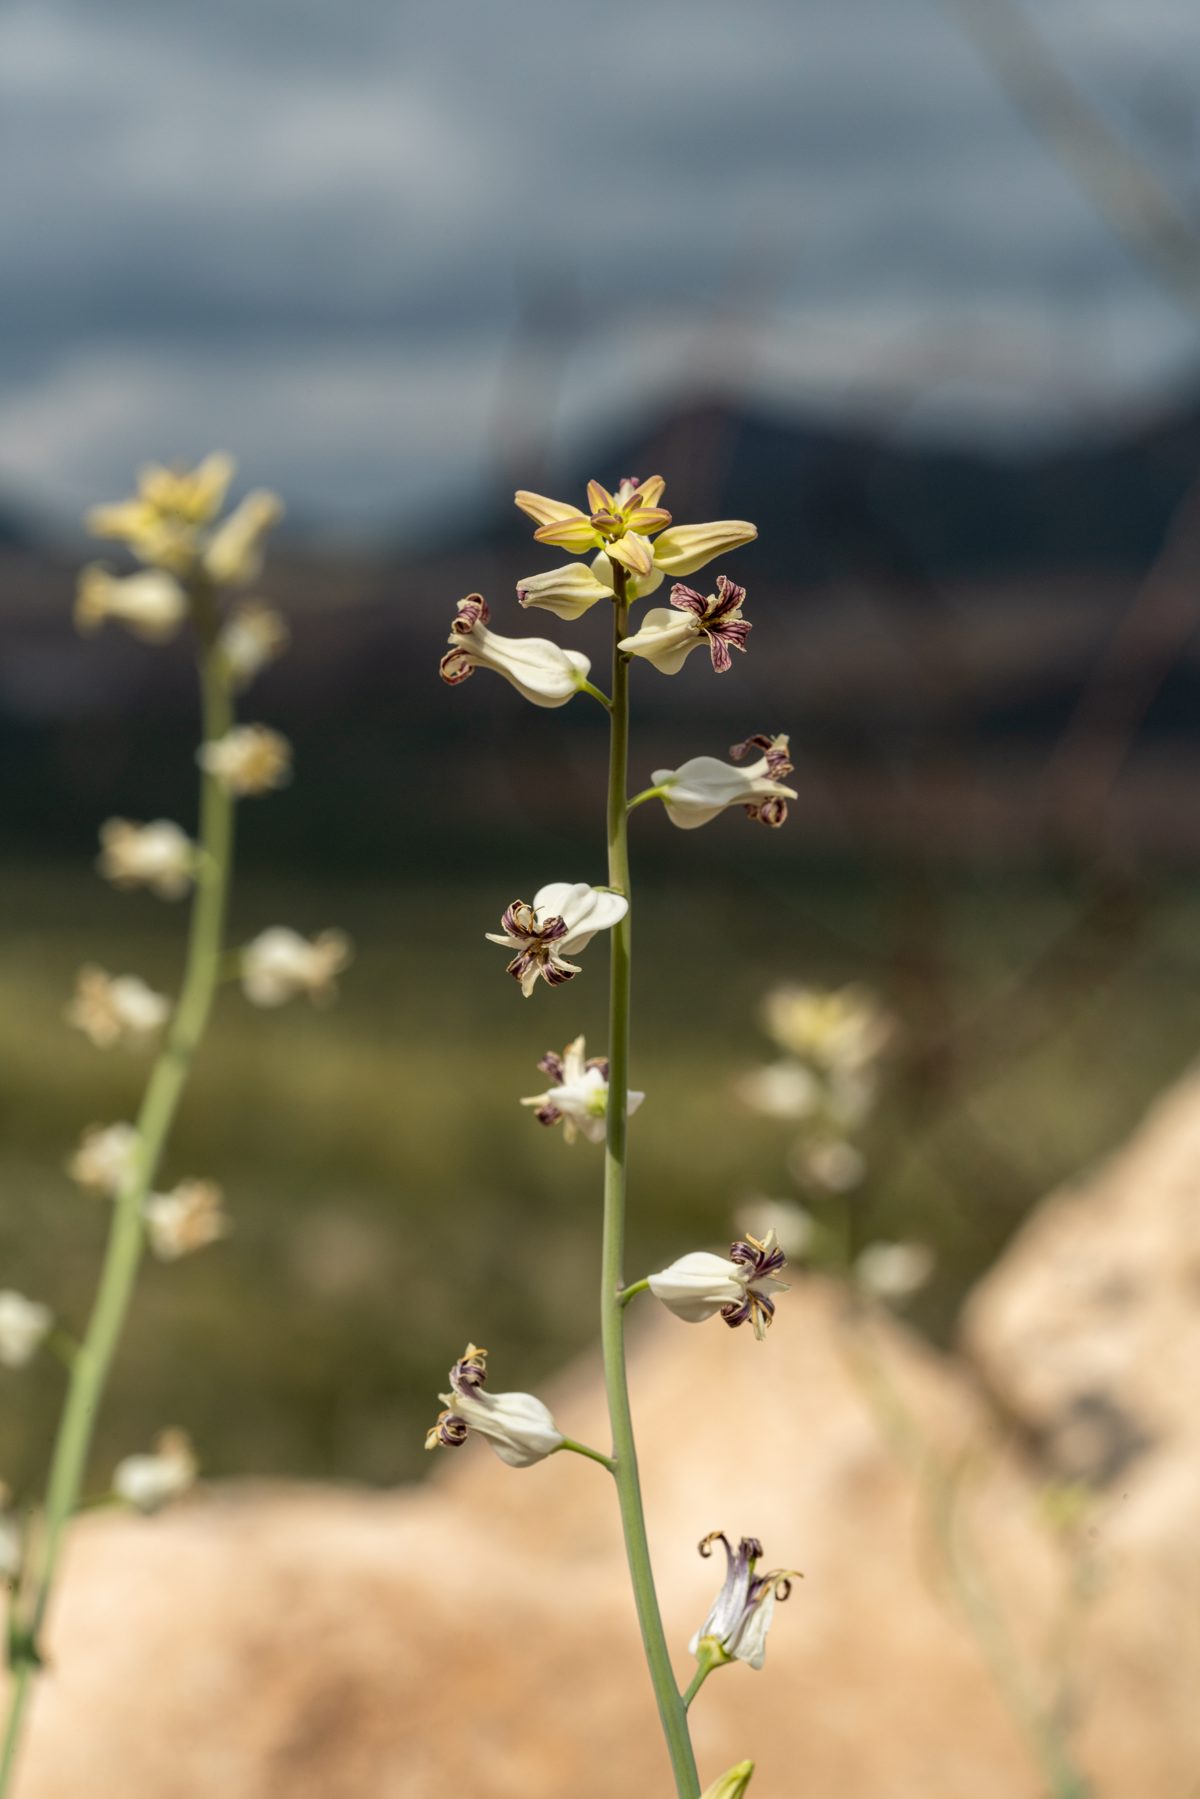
3;0;1200;538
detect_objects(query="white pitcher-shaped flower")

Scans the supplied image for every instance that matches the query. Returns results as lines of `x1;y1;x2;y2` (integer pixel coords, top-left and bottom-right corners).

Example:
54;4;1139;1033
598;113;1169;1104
425;1345;563;1468
486;882;627;996
440;593;592;706
649;734;796;830
690;1532;800;1671
649;1230;789;1339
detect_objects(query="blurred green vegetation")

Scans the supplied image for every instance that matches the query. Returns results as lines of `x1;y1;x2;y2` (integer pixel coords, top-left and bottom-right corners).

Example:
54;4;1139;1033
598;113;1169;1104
2;854;1199;1494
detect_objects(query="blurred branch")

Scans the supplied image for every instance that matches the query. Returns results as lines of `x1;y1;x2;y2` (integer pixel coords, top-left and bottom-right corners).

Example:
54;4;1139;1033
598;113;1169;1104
939;0;1200;320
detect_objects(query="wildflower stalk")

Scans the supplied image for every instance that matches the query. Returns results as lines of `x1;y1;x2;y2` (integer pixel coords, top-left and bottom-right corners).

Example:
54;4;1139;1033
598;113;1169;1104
600;565;701;1798
0;585;235;1795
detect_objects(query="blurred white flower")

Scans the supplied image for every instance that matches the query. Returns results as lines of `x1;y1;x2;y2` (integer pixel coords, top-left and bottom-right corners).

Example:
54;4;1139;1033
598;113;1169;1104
240;928;352;1008
113;1430;198;1513
74;566;188;643
690;1531;799;1672
202;490;283;586
649;1231;789;1340
66;967;170;1049
486;882;627;997
520;1034;645;1145
736;1060;821;1121
198;725;292;796
217;602;290;689
97;818;196;899
734;1199;814;1262
855;1241;934;1301
425;1345;563;1468
0;1293;53;1369
66;1122;141;1198
144;1181;229;1262
790;1137;866;1194
651;735;795;830
440;593;591;705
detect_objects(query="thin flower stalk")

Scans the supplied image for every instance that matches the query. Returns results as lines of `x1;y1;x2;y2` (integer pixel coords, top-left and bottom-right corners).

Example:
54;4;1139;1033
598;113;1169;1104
0;582;236;1794
601;563;701;1797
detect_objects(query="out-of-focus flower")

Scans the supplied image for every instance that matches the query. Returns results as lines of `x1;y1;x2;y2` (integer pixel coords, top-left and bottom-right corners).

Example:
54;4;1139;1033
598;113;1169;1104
202;491;283;586
520;1034;645;1144
649;1231;789;1340
0;1485;21;1580
790;1136;866;1193
97;818;196;899
197;725;292;796
66;1122;141;1197
74;566;188;643
619;577;751;675
66;967;170;1049
651;735;795;830
690;1532;799;1671
439;594;591;706
425;1344;563;1468
736;1060;821;1121
762;984;893;1075
144;1181;229;1261
701;1764;756;1799
486;882;627;997
515;477;756;613
239;927;352;1007
113;1430;198;1513
217;602;290;689
734;1198;814;1262
0;1293;53;1369
855;1241;933;1301
86;453;235;573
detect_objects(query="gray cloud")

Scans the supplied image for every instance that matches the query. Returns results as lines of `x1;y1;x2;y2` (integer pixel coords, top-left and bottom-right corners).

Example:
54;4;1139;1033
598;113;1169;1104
2;0;1199;534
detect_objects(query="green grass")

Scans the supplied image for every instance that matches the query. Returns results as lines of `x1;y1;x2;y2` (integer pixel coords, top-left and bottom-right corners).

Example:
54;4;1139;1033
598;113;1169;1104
2;856;1198;1493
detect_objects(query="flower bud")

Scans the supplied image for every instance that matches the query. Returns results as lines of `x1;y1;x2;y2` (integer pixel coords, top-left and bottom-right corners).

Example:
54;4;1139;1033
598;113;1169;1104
113;1430;197;1513
202;490;284;586
649;520;758;576
515;562;616;621
197;725;292;796
701;1764;755;1799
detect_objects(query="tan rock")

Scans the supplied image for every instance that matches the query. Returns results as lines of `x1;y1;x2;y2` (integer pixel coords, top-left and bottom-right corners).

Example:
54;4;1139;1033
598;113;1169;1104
3;1284;1083;1799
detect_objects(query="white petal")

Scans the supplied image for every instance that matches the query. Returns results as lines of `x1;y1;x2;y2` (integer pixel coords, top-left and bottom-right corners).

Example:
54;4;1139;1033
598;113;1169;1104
648;1252;744;1322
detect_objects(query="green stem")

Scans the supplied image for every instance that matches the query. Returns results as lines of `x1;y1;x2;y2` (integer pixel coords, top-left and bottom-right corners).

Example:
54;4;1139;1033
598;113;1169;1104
557;1438;616;1473
600;568;700;1799
618;1278;650;1307
579;677;613;711
0;592;236;1797
627;786;667;813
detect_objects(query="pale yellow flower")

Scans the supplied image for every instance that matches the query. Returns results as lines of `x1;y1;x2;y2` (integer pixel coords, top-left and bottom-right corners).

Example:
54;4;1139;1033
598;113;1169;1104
86;453;235;574
516;475;756;618
97;818;196;898
762;984;893;1075
66;967;170;1049
0;1292;53;1369
239;927;352;1007
197;725;292;796
144;1181;229;1261
75;565;188;643
217;602;290;689
203;491;284;587
66;1122;141;1197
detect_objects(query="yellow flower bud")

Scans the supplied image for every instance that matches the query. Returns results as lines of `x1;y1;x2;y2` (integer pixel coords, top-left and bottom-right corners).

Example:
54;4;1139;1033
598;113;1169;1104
649;520;758;577
701;1763;755;1799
